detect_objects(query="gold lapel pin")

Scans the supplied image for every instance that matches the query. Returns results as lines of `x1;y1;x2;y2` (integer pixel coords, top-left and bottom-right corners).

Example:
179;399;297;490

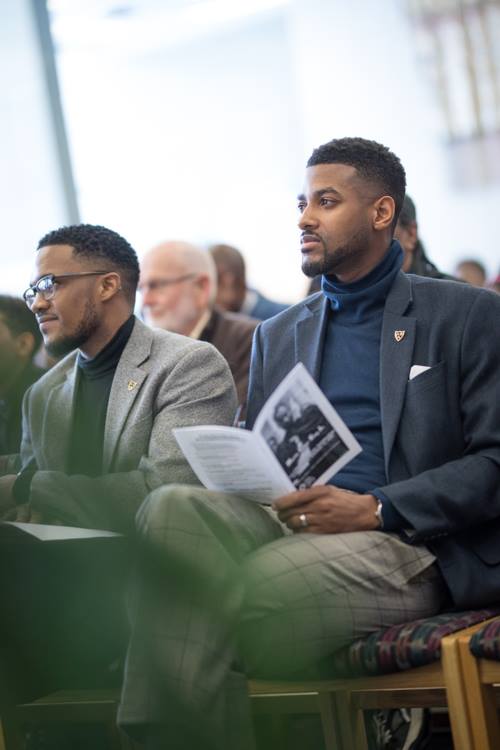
127;379;138;391
394;330;406;342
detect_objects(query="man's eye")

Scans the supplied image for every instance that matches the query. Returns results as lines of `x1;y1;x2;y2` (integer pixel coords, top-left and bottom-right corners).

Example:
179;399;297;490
320;198;336;206
297;202;306;211
38;277;53;291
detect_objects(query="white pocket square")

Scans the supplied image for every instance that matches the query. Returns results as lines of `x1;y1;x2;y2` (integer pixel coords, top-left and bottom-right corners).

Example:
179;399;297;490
409;365;431;381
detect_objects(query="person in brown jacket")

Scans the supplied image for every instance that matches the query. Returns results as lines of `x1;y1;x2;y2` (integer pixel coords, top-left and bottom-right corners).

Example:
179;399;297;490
140;240;258;413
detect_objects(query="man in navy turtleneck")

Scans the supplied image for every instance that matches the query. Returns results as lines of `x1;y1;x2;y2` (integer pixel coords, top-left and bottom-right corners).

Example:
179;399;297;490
119;138;500;750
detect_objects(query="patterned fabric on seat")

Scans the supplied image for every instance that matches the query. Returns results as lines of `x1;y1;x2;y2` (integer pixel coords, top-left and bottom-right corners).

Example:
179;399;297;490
331;608;500;677
469;617;500;660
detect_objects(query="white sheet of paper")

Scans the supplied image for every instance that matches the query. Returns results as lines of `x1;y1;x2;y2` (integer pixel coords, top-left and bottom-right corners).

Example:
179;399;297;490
0;522;121;541
173;426;293;504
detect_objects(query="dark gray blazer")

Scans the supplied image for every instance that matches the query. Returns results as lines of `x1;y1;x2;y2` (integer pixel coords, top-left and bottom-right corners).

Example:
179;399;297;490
246;272;500;608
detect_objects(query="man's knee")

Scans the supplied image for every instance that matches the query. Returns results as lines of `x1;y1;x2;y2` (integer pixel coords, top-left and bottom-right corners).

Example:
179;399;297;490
135;484;210;549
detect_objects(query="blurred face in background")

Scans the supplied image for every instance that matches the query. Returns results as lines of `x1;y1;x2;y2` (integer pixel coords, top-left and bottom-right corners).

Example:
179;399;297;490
455;261;486;288
393;219;418;272
139;246;208;336
0;315;31;388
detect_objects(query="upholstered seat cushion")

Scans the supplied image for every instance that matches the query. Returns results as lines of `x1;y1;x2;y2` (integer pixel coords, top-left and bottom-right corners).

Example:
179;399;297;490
331;608;500;677
469;617;500;660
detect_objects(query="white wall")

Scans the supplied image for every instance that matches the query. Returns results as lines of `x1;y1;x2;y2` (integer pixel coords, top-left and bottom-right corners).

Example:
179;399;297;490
0;0;71;296
2;0;498;302
58;13;306;300
287;0;500;279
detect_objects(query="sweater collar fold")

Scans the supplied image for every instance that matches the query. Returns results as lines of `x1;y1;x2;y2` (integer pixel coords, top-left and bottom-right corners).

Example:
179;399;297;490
321;240;403;320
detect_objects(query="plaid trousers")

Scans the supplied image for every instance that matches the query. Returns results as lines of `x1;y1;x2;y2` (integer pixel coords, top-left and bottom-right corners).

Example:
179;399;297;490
118;485;447;750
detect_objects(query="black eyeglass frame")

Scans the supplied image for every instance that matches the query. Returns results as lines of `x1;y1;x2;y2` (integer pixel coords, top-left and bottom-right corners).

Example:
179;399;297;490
23;271;111;308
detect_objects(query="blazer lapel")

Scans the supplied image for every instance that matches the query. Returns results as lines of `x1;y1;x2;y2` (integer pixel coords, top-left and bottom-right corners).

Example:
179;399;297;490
295;294;329;383
102;320;152;472
42;356;78;471
380;273;416;471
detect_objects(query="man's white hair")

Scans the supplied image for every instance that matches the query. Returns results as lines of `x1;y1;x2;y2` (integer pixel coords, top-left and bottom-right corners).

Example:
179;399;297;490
148;240;217;305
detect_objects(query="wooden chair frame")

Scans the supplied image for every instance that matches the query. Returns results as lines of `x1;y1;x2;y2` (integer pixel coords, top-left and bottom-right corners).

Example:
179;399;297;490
0;689;135;750
0;621;494;750
249;622;495;750
457;622;500;750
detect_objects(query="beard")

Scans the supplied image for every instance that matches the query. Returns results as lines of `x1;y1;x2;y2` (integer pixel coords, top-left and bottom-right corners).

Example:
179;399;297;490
143;298;200;336
45;299;100;358
301;226;371;278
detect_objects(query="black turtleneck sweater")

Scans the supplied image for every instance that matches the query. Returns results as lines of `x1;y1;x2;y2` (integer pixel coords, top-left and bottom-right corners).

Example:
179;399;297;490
67;316;135;477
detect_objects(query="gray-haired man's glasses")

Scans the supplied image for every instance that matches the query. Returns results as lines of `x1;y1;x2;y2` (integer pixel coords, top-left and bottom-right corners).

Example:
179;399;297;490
138;273;197;294
23;271;110;308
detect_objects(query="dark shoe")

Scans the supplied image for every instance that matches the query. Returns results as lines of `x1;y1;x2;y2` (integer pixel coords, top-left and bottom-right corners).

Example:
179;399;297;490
368;708;430;750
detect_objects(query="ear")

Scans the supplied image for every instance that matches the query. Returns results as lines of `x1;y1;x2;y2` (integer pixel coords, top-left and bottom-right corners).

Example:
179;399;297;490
194;274;212;307
373;195;395;232
14;332;36;359
99;272;122;301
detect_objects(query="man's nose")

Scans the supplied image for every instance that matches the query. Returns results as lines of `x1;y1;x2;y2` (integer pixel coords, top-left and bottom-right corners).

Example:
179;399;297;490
31;291;50;315
298;205;318;231
140;286;154;306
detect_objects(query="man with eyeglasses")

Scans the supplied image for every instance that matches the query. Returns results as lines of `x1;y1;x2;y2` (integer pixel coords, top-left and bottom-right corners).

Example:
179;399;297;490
140;240;258;412
0;223;237;530
0;223;237;712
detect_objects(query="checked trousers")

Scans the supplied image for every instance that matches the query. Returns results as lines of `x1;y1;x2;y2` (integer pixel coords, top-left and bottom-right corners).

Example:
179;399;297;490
118;485;447;750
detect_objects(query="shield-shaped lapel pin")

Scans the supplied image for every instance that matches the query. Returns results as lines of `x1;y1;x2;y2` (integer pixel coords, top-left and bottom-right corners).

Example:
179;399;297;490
127;379;138;391
394;330;406;343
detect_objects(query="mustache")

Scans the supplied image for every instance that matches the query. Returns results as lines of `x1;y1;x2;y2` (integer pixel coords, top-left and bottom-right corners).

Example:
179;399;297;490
301;232;322;241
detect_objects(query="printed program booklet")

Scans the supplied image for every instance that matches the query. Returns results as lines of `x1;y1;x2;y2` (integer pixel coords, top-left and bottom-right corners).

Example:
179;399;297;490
173;363;361;504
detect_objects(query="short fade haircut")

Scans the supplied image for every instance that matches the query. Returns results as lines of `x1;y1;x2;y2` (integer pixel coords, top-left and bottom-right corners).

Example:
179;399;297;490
37;224;140;305
0;295;42;357
307;137;406;229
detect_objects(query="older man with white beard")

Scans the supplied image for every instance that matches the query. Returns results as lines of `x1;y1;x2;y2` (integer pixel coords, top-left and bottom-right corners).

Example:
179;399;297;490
140;240;258;412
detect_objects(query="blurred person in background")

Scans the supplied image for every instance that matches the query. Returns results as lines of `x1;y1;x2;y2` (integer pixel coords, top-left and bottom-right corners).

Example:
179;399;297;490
394;195;456;280
0;295;44;460
209;242;288;320
140;240;257;411
454;258;487;287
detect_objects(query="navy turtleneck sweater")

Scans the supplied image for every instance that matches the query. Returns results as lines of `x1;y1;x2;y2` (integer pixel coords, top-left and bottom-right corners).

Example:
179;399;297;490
319;241;405;528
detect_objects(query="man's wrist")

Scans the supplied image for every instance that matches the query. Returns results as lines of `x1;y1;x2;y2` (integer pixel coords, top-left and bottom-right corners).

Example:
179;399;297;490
364;494;381;530
374;499;384;529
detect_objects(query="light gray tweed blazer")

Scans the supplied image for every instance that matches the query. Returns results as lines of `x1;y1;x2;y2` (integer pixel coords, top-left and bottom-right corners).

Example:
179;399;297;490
19;318;237;532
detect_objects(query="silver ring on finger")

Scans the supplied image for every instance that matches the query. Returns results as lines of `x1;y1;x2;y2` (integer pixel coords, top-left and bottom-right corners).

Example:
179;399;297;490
299;512;308;528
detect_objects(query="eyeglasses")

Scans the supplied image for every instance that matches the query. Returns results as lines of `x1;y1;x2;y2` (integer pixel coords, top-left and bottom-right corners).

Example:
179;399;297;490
138;273;197;294
23;271;110;308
